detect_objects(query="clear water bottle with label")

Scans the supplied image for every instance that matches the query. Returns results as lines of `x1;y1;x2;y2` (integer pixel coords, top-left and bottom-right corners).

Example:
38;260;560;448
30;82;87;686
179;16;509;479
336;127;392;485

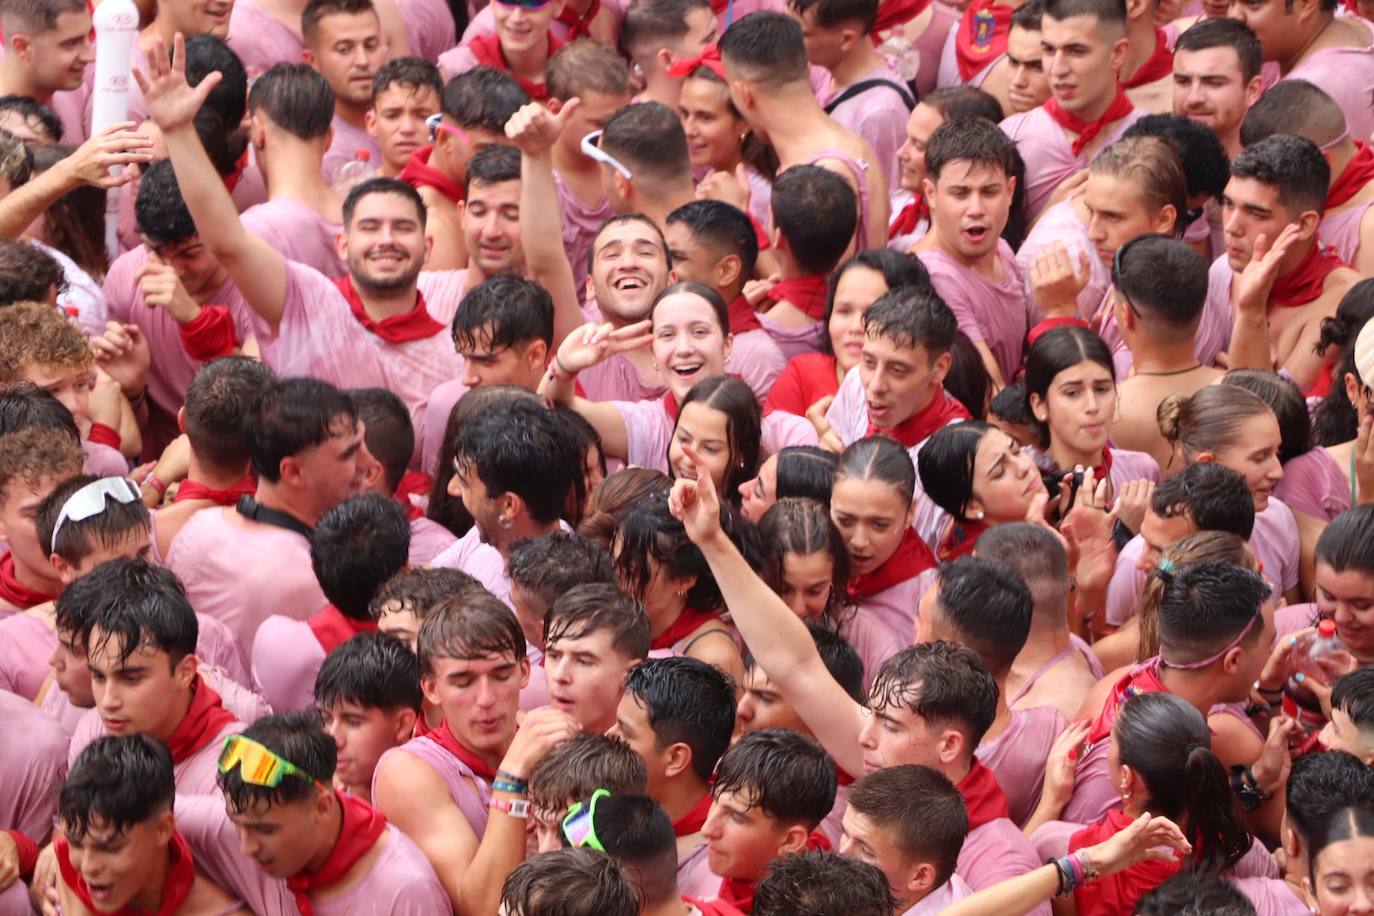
1285;619;1358;713
333;149;376;195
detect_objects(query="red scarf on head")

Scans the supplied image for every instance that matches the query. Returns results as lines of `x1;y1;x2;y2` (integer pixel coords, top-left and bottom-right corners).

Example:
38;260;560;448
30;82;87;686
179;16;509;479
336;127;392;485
393;471;431;521
765;275;830;321
865;386;970;448
334;275;444;344
936;518;988;563
847;528;938;599
308;604;380;654
651;606;723;651
873;0;932;35
285;792;388;916
1046;88;1136;157
716;832;831;913
1120;30;1172;88
57;829;195;916
667;43;725;79
956;760;1010;831
174;475;256;506
889;197;928;240
1268;242;1348;308
673;791;712;836
398;146;465;205
466;33;564;101
1068;808;1183;915
0;551;56;609
429;718;500;781
556;0;600;39
1085;659;1167;745
955;0;1014;81
728;294;763;334
165;676;238;764
1329;142;1374;209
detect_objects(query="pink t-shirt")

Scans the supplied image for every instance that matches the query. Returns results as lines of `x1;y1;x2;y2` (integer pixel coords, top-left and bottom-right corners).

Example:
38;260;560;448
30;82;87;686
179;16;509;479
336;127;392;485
1320;200;1372;266
578;353;667;403
50;84;90;146
226;2;306;77
1015;199;1110;321
323;116;382;185
917;240;1033;383
176;794;449;914
1107;448;1161;493
1286;43;1374;151
677;841;716;901
1230;877;1312;916
902;876;973;915
430;525;511;605
374;733;492;837
0;687;68;840
1100;265;1231;378
725;329;787;401
1000;105;1146;221
854;576;931;649
521;653;552;711
757;311;826;363
103;245;261;418
410;516;458;567
398;0;457;62
840;609;904;688
0;613;59;701
977;705;1065;828
82;439;128;477
68;704;241;795
910;2;960;98
1275;447;1351;523
553;170;613;302
40;682;87;737
251;616;326;714
166;506;329;656
241;198;346;279
418;376;468;476
821;62;911;194
958;816;1050;915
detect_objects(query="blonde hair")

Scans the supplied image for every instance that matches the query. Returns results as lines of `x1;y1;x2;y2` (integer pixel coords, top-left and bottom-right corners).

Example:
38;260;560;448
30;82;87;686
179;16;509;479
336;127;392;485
0;301;92;384
1157;385;1274;464
1136;531;1255;660
1090;136;1187;236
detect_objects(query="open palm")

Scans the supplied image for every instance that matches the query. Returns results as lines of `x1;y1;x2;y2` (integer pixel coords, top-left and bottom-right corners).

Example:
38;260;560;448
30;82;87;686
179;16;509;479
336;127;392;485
133;33;222;133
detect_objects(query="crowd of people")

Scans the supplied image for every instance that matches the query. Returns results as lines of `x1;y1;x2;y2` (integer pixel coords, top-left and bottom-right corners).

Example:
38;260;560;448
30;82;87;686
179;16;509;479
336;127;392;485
0;0;1373;909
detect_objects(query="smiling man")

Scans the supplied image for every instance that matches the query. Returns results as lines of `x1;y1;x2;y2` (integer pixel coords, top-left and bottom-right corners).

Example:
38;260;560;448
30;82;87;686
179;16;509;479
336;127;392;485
0;0;93;144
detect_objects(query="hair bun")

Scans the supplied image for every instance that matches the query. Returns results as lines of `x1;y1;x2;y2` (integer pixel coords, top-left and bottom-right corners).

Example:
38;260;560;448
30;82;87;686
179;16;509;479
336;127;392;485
1156;394;1185;442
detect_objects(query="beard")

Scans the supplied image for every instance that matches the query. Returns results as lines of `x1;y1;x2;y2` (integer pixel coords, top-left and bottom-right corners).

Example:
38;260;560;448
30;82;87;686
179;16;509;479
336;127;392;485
349;250;424;294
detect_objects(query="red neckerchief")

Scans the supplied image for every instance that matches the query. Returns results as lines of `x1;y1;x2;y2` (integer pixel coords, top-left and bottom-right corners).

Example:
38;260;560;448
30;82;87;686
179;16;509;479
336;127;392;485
393;470;431;521
174;475;256;506
667;43;724;78
0;551;56;609
1120;30;1171;88
87;422;121;450
936;518;989;563
888;197;928;239
429;718;499;780
1046;88;1135;157
223;148;250;193
673;791;712;836
847;528;937;599
177;305;239;361
399;146;465;205
308;604;380;654
956;760;1010;831
556;0;599;39
765;275;830;321
1268;241;1348;308
716;832;831;913
728;294;763;334
334;275;444;344
651;606;723;651
1068;808;1182;916
285;792;388;916
663;392;680;422
165;675;238;764
57;829;195;916
873;0;932;35
955;0;1014;81
865;386;970;448
466;33;564;101
1327;141;1374;209
1085;658;1167;746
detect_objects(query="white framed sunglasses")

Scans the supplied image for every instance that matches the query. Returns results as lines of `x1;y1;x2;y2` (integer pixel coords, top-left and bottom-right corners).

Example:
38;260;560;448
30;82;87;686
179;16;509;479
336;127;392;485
580;130;633;180
50;477;143;553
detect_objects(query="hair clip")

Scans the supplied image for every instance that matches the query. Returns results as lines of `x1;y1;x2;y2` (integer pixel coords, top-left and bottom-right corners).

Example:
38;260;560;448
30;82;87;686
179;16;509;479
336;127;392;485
1155;557;1175;582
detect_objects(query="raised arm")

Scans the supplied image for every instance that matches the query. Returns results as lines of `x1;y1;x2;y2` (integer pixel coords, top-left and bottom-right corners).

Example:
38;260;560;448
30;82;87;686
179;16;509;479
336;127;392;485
1226;224;1303;374
505;99;584;348
669;445;868;777
136;34;288;332
536;320;652;462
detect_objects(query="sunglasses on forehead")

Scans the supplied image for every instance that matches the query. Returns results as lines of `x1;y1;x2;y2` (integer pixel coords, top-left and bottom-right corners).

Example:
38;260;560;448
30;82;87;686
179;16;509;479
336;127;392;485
426;113;470;145
561;788;611;851
49;477;143;554
218;735;325;790
581;131;634;180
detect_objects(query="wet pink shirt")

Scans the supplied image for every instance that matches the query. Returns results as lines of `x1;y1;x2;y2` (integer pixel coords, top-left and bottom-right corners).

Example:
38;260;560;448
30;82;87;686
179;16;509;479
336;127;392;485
226;2;306;77
165;506;329;656
1319;200;1372;267
39;682;87;737
0;687;68;841
757;311;826;363
853;575;932;649
977;704;1066;828
374;734;493;837
82;439;128;477
50;84;89;146
917;239;1033;383
911;2;960;98
554;170;613;301
726;329;788;401
1231;877;1312;915
958;816;1050;914
323;116;382;185
1015;199;1111;321
1286;44;1374;149
0;613;59;700
822;61;911;193
840;609;904;688
410;516;458;567
578;353;667;403
242;198;346;279
430;525;511;605
1275;448;1351;523
68;704;241;795
1000;105;1146;221
399;0;458;62
902;876;973;915
251;616;325;714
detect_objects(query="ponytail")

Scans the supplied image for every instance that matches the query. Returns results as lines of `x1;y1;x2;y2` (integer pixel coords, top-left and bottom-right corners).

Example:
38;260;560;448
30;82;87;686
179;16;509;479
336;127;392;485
1180;744;1251;874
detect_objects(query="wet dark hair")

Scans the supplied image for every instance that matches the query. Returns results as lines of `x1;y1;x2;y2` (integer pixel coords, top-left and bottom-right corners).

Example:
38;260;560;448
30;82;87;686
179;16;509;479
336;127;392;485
744;619;865;703
501;848;640;916
1285;750;1374;843
1313;279;1374;447
77;558;198;670
651;280;730;338
37;473;150;562
246;378;358;484
1331;667;1374;732
753;851;894;916
464;143;521;196
717;11;810;86
1133;872;1257;916
1308;806;1374;885
774;446;838;505
1123;113;1231;201
614;492;724;612
917;421;994;521
758;497;852;629
341;176;427;229
712;728;836;829
770;165;857;275
1149;462;1255;540
371;55;442;102
417;589;526;673
452;275;555;354
348;387;413;495
862;284;958;359
544;583;652;662
61;735;174;841
666;199;759;279
313;630;423;713
218;710;334;814
442;66;529;131
1023;324;1115;451
427;385;541;536
868;641;998;751
623;656;736;783
451;399;583;526
507;532;615;611
248;62;334;140
947;331;991;420
1230;134;1330;218
1155;561;1268;665
673;375;761;503
933;557;1033;677
310;494;410;621
135;158;198;245
1317;502;1374;577
184;357;274;476
1113;234;1210;334
598;101;690;188
835;435;917;505
846;764;967;887
0;382;79;441
924;116;1018;184
823;249;932;358
1174;16;1262;83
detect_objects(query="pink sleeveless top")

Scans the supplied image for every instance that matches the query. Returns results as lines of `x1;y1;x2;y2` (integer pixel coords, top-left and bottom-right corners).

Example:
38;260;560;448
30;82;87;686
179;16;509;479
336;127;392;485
1010;634;1105;708
977;704;1066;828
377;734;492;838
805;149;873;251
1275;447;1351;523
1319;200;1372;265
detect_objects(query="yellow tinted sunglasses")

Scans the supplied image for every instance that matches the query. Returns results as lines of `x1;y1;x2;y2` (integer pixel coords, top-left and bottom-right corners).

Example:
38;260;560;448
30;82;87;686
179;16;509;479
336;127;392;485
217;734;322;789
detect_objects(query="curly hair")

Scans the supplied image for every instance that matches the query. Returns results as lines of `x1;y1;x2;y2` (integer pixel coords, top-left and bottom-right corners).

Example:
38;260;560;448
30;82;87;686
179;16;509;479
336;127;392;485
0;426;84;502
0;301;91;384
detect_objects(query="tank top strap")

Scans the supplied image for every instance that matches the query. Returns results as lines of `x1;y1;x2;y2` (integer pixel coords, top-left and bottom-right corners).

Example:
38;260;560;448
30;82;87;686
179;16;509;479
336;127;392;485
804;149;872;250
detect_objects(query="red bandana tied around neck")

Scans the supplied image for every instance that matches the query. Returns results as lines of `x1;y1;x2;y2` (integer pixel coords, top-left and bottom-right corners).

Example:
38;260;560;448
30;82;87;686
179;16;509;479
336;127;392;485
937;518;989;563
174;475;256;506
165;676;238;764
57;829;196;916
651;606;723;651
1268;242;1348;308
0;551;56;609
429;718;499;780
765;275;831;321
393;471;431;521
466;33;564;101
847;528;937;599
673;791;712;837
728;294;763;334
334;275;444;344
956;760;1010;831
865;386;971;448
286;793;388;916
1329;142;1374;209
1085;658;1167;746
888;197;928;240
1068;809;1182;915
1120;30;1172;89
873;0;932;36
955;0;1014;81
399;146;465;205
717;833;831;912
1046;88;1135;158
308;605;380;654
556;0;600;39
667;43;725;78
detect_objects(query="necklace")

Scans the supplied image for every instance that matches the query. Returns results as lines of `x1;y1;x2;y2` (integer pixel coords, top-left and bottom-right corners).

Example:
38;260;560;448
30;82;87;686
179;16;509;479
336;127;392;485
1133;363;1203;377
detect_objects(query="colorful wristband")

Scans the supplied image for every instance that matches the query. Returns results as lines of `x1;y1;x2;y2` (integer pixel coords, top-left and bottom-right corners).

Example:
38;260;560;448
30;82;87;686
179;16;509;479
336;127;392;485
490;797;531;819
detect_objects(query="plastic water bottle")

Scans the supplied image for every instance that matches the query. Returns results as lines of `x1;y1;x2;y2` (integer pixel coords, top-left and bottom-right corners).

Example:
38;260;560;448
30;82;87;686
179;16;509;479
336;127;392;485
91;0;139;260
333;149;376;194
1285;619;1358;714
